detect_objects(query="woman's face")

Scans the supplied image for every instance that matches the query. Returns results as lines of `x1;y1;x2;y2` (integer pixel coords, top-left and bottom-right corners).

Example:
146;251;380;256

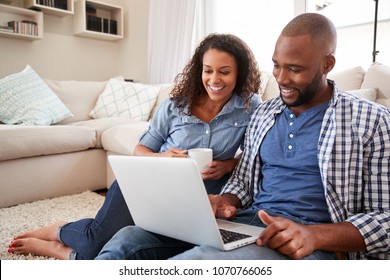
202;49;238;105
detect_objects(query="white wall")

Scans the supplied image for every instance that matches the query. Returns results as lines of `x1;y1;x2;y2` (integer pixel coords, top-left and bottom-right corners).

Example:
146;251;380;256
0;0;149;82
334;21;390;72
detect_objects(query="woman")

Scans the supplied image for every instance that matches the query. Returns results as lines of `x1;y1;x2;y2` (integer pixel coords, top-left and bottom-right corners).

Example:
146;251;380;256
8;33;261;259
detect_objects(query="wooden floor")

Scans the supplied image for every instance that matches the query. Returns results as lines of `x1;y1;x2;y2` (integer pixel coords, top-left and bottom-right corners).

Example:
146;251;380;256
94;188;107;197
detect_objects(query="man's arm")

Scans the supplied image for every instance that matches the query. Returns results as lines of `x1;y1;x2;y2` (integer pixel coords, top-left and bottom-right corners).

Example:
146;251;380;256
257;210;366;259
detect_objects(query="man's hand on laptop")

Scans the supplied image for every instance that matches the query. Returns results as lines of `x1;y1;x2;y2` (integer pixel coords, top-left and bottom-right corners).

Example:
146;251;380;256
209;194;241;219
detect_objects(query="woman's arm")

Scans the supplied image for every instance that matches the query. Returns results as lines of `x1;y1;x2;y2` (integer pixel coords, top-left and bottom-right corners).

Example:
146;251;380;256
133;143;187;158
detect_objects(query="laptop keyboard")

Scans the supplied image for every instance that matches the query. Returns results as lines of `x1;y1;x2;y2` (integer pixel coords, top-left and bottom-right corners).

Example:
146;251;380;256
219;228;251;244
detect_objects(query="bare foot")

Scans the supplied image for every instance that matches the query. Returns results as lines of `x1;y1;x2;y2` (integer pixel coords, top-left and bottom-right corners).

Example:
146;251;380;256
9;238;73;260
14;221;67;241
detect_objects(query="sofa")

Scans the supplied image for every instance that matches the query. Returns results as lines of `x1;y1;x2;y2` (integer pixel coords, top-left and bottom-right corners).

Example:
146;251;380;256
0;65;173;208
0;62;389;208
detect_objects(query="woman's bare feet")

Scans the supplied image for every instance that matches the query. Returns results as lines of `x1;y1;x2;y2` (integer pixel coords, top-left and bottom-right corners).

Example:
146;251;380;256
14;221;67;241
8;238;73;260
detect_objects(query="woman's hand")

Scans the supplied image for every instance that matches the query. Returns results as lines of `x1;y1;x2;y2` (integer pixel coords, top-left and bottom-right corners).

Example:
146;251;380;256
201;158;238;180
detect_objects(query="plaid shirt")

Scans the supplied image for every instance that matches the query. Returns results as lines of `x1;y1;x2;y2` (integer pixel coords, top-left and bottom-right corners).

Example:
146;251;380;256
222;83;390;259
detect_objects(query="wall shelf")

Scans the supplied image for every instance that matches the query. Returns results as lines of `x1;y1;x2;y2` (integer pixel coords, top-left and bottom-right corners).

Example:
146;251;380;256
0;3;43;40
73;0;123;41
24;0;74;17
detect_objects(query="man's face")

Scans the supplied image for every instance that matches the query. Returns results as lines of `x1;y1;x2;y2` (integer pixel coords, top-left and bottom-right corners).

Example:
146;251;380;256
272;35;329;111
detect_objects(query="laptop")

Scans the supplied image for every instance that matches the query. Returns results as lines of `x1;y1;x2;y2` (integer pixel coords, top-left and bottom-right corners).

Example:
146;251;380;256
108;155;264;251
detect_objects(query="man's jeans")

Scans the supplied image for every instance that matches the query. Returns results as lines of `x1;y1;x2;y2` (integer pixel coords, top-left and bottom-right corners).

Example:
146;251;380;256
95;209;338;260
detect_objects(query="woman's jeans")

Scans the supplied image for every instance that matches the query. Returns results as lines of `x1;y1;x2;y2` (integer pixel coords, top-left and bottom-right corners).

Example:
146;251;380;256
58;180;134;260
57;177;223;260
95;209;338;260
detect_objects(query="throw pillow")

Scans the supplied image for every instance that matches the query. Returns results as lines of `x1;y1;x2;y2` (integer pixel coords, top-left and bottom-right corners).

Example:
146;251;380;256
89;79;160;121
328;66;365;91
346;88;377;102
0;65;73;125
361;62;390;109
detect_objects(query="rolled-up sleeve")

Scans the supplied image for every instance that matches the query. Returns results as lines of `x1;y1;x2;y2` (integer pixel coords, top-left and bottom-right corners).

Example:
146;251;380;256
138;99;172;152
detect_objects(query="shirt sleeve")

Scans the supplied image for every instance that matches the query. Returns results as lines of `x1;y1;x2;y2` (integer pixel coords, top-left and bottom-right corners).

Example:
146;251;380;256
138;99;173;152
347;109;390;255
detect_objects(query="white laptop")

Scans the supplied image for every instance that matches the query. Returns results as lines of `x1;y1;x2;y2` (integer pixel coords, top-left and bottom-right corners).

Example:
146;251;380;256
108;155;263;251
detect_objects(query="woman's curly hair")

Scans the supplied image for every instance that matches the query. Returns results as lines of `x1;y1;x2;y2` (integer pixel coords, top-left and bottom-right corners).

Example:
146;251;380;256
170;33;261;112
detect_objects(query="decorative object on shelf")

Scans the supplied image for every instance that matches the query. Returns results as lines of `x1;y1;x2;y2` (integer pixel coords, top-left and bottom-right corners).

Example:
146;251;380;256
34;0;68;10
24;0;74;16
73;0;123;41
0;3;43;39
7;19;38;36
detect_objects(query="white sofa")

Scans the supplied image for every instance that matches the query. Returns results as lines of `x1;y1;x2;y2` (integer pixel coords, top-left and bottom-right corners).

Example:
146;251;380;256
0;75;173;208
0;62;389;208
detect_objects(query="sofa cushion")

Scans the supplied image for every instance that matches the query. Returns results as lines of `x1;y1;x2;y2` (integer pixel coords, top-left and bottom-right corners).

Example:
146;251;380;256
328;66;365;91
45;79;107;124
70;117;141;148
0;125;96;161
101;122;149;155
361;62;390;109
346;88;377;102
149;84;173;119
261;73;279;101
261;66;367;102
0;65;73;125
89;79;160;121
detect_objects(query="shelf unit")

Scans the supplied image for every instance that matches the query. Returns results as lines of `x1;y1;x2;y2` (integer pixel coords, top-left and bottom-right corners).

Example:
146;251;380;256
24;0;74;17
73;0;123;41
0;3;43;40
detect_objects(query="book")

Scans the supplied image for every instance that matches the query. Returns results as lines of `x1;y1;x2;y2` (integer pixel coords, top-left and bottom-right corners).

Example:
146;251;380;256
7;20;38;36
38;0;67;10
109;19;117;35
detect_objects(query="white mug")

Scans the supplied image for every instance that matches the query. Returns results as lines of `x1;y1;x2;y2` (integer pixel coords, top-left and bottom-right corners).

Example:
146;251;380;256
188;148;213;171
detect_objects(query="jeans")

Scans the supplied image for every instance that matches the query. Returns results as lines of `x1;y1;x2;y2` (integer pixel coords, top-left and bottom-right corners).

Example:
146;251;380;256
58;180;134;260
59;177;224;260
95;208;338;260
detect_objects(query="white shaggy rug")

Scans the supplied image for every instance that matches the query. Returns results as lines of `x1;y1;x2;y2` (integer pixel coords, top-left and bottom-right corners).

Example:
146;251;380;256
0;191;104;260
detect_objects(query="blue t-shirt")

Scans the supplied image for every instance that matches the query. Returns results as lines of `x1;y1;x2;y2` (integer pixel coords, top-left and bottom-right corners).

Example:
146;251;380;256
139;94;260;194
253;101;331;223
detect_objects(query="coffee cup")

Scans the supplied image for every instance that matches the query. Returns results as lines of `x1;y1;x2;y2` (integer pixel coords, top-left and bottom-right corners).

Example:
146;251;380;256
188;148;213;171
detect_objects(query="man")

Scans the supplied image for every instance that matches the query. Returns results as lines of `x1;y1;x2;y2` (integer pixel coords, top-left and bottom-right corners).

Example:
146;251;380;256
95;13;390;260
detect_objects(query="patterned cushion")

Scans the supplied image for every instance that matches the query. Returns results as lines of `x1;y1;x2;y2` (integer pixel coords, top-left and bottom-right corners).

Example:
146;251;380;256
89;79;160;121
0;65;73;125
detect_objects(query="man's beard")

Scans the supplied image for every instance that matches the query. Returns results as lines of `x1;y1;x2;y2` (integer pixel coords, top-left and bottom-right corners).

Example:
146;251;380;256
280;72;323;108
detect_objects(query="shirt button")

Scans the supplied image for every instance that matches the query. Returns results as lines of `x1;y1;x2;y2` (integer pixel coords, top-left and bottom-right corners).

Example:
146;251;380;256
289;122;293;126
288;145;293;150
205;130;209;134
234;122;238;126
290;113;294;118
289;133;294;139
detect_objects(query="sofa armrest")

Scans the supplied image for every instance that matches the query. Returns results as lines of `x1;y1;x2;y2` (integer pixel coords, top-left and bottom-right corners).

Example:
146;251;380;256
101;122;149;155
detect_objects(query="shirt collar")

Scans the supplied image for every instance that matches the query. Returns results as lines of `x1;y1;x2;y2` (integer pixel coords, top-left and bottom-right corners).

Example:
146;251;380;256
327;79;341;108
172;93;246;117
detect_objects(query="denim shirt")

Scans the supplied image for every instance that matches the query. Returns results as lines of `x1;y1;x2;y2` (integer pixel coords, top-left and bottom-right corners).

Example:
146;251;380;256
139;94;260;160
